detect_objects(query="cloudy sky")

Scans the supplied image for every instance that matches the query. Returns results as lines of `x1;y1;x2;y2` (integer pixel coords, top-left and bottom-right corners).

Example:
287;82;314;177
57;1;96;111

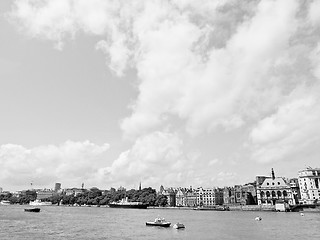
1;0;320;192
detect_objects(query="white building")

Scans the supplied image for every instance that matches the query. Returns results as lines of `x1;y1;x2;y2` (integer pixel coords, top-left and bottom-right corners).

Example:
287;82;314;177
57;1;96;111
256;169;295;205
195;187;223;207
298;167;320;204
175;188;185;207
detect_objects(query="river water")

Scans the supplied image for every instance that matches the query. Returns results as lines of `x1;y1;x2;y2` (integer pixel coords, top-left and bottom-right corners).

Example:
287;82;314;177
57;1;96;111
0;205;319;240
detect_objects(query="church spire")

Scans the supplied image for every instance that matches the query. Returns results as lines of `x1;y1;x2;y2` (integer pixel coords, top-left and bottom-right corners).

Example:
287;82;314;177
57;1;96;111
271;168;275;180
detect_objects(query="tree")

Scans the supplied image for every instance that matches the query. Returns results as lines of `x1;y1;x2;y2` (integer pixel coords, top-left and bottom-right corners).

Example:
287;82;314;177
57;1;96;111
155;195;168;207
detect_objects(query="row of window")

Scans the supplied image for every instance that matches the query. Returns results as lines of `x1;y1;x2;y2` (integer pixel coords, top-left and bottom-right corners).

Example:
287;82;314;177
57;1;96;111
266;182;281;186
260;190;288;198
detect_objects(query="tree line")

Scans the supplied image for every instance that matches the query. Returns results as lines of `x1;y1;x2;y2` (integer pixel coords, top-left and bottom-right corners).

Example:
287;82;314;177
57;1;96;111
0;187;168;206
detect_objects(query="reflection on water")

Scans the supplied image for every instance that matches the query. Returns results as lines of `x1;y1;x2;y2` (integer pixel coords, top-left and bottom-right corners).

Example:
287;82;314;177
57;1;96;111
0;205;319;240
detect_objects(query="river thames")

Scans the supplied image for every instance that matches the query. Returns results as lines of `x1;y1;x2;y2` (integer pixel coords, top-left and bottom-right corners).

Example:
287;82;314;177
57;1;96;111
0;205;319;240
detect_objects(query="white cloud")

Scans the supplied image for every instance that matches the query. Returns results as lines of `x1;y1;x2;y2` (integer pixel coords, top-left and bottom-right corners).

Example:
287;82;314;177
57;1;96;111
249;85;320;163
308;0;320;26
208;159;219;166
217;171;236;180
8;0;303;137
247;0;320;164
0;141;110;190
96;38;131;77
103;131;190;187
121;0;300;137
6;0;320;179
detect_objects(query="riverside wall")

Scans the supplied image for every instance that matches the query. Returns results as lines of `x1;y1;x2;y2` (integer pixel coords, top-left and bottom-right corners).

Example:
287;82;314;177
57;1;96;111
149;205;276;211
228;205;275;211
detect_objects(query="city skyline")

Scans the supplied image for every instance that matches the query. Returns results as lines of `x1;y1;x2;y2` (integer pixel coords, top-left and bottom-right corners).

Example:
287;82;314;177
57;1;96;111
1;1;320;191
0;166;310;193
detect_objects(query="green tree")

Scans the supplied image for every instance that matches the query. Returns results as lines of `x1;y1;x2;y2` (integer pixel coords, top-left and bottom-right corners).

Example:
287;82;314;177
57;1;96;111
155;195;168;207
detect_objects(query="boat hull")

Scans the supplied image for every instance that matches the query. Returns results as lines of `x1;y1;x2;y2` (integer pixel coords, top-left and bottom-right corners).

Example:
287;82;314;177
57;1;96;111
24;208;41;212
108;204;148;209
146;222;171;227
194;207;229;211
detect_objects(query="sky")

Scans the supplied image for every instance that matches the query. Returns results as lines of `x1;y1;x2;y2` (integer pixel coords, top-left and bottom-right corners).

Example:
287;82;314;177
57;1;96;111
1;0;320;192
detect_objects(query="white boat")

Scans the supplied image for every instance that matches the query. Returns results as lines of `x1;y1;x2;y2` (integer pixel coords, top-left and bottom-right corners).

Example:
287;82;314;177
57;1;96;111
109;197;148;209
29;199;52;206
146;217;171;227
0;200;11;205
173;223;185;229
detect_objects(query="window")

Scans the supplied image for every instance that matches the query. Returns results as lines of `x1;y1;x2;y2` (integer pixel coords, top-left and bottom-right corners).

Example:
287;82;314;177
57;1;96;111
267;183;269;186
278;182;280;185
277;191;282;198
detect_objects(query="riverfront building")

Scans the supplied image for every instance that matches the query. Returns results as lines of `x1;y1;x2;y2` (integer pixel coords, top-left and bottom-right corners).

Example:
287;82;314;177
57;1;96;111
54;183;61;192
256;169;295;205
195;187;224;207
184;188;197;207
196;187;214;207
298;167;320;204
36;189;54;200
224;185;257;206
64;188;85;196
175;188;185;207
289;178;301;204
159;187;176;207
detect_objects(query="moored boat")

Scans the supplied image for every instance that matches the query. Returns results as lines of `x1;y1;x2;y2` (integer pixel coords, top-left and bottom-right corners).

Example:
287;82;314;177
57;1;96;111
108;197;148;209
0;200;11;205
29;199;52;206
146;217;171;227
173;223;185;229
193;206;229;211
24;208;41;212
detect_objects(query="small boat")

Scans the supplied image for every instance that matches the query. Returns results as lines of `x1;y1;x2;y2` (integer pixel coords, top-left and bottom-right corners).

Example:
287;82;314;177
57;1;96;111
193;206;229;211
0;200;11;205
24;208;41;212
173;223;185;229
146;217;171;227
255;216;262;221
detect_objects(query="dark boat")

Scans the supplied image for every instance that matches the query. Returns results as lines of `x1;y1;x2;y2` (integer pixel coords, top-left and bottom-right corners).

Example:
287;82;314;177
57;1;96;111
146;218;171;227
24;208;41;212
108;198;148;209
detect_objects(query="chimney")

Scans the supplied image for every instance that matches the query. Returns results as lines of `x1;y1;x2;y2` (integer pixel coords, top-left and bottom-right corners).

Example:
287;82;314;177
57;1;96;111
271;168;275;180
